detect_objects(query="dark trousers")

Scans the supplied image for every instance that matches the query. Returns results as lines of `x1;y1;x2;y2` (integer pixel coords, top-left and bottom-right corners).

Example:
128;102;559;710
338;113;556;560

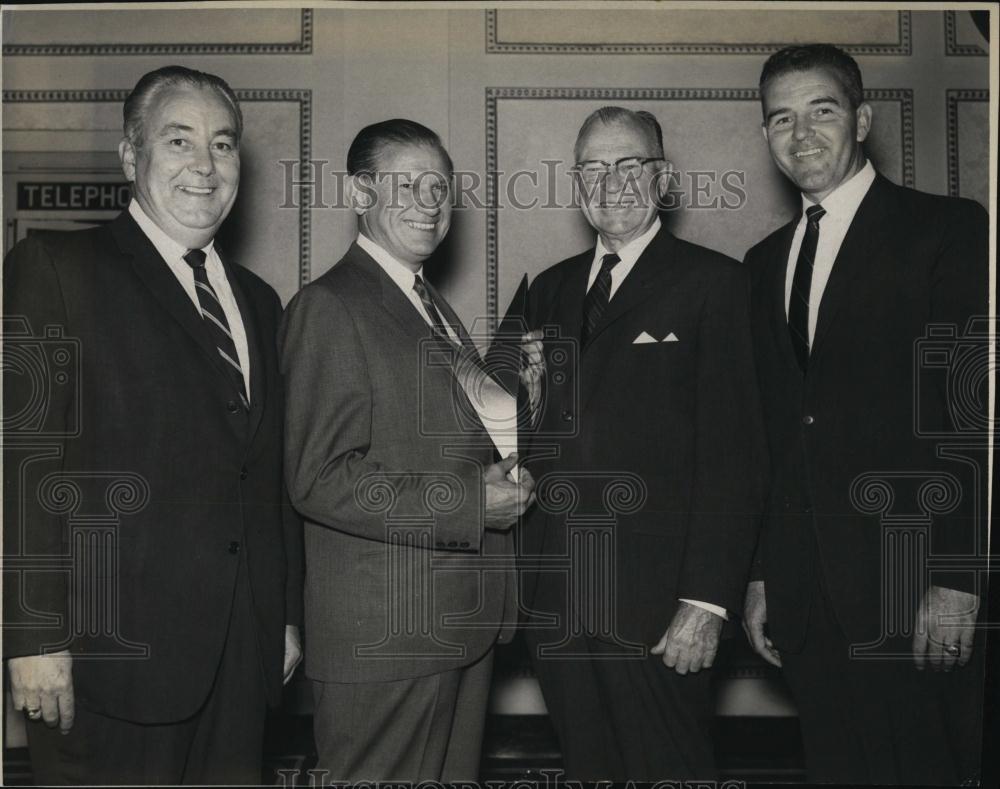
527;631;716;781
25;565;268;785
780;538;984;785
311;648;494;782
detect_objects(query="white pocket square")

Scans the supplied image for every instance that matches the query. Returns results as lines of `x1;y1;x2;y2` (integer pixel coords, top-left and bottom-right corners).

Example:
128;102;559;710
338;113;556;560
663;332;679;343
632;331;658;344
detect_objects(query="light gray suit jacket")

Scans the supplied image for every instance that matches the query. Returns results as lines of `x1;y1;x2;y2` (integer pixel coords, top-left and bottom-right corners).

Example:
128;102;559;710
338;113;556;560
279;242;515;683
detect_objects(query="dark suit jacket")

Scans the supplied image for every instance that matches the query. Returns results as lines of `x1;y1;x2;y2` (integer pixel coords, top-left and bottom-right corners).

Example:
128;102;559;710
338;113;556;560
746;174;989;650
279;242;515;684
2;211;304;723
521;225;766;647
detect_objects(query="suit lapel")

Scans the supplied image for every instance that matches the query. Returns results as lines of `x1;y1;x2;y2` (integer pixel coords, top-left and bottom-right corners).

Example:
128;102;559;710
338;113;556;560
352;244;491;439
111;211;242;399
766;219;803;376
219;249;266;441
582;227;687;351
810;175;893;361
575;228;686;414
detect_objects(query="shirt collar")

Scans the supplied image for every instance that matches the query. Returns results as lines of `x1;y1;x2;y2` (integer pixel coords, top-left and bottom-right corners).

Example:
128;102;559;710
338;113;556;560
800;160;876;220
357;232;424;292
595;216;661;267
128;199;215;262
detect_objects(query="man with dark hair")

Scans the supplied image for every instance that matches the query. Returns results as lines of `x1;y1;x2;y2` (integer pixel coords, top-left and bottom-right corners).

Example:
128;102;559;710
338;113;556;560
3;65;303;784
280;118;534;781
519;106;765;780
743;43;987;784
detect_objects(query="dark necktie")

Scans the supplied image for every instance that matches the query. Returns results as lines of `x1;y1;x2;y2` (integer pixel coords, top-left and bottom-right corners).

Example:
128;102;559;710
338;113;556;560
788;204;826;371
413;274;458;346
183;249;249;409
582;252;620;345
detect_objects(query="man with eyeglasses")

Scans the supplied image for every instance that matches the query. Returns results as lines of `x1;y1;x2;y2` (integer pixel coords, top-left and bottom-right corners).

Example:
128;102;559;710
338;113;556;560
518;106;765;780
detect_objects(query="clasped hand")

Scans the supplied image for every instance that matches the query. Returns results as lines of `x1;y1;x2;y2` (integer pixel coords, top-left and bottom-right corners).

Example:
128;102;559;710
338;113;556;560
484;453;535;530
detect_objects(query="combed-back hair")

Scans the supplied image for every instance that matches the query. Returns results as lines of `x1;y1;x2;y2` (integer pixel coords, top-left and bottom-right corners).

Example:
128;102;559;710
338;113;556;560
347;119;454;177
573;106;665;162
123;65;242;147
759;44;865;111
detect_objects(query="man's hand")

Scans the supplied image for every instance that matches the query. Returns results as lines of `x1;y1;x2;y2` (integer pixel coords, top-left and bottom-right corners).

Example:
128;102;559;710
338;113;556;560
519;331;544;424
8;650;74;732
283;625;303;685
742;580;781;667
484;453;535;530
651;601;723;674
913;585;979;671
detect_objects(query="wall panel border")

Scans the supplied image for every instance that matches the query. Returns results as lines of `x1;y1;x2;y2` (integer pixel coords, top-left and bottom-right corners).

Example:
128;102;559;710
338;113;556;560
485;9;911;56
944;10;987;57
2;8;313;56
946;88;990;198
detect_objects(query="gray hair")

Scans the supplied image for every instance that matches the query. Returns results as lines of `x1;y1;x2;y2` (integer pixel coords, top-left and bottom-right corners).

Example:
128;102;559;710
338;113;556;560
574;106;665;162
123;65;242;147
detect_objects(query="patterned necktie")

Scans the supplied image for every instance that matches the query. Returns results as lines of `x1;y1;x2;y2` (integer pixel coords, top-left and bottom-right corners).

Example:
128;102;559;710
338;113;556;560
582;252;621;345
183;249;249;409
788;204;826;371
413;274;457;346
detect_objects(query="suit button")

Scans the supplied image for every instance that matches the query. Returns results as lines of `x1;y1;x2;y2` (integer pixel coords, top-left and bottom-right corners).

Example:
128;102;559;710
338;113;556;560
802;415;815;425
226;400;239;414
228;541;240;554
240;466;248;480
561;410;574;422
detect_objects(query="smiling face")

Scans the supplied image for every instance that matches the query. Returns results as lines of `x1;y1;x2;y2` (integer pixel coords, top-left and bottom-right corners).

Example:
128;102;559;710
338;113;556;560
762;67;872;204
119;84;240;249
355;142;452;270
574;119;667;252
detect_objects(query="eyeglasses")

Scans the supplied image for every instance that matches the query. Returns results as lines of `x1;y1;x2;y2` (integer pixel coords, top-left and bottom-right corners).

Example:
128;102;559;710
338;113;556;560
570;156;662;184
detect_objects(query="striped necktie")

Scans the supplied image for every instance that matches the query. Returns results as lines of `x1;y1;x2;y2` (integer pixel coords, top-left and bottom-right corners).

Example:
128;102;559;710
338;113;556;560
413;274;458;346
788;204;826;371
582;252;620;345
183;249;249;409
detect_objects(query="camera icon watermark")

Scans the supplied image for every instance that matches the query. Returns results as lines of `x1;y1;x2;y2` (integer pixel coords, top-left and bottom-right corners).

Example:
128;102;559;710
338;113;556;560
2;316;81;439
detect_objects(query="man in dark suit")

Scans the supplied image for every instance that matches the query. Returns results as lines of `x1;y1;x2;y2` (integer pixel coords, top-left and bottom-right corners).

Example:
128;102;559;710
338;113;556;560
3;66;303;785
519;106;765;780
742;44;988;784
279;119;534;782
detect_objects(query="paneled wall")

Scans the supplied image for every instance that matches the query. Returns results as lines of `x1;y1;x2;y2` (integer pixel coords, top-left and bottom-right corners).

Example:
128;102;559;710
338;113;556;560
2;7;991;330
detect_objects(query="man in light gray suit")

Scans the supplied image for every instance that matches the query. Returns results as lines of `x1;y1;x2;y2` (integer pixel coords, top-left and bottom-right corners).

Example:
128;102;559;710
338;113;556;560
279;119;534;781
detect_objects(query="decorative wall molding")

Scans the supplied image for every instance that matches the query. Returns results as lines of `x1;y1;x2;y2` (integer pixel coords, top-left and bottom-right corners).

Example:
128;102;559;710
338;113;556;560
3;88;313;288
2;8;312;56
485;9;911;56
946;89;990;198
485;86;915;324
944;11;987;57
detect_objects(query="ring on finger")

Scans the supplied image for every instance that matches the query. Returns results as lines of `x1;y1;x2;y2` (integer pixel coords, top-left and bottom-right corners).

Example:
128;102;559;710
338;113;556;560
945;644;961;657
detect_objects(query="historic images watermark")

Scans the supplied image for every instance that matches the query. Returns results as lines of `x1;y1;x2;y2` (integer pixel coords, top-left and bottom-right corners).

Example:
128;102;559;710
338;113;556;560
277;160;748;212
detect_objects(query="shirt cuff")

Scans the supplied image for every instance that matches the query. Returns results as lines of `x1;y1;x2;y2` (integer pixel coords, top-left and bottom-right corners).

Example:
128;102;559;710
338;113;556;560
679;598;729;620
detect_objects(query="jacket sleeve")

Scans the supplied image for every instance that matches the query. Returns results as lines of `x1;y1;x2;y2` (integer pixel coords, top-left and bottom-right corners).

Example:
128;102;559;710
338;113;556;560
3;236;74;658
675;262;768;613
924;198;989;595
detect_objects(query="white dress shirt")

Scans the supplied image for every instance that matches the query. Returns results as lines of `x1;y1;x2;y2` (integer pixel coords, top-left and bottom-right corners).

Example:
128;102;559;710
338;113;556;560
587;217;728;621
587;217;661;298
784;160;877;345
357;232;460;343
128;200;251;401
357;232;519;470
